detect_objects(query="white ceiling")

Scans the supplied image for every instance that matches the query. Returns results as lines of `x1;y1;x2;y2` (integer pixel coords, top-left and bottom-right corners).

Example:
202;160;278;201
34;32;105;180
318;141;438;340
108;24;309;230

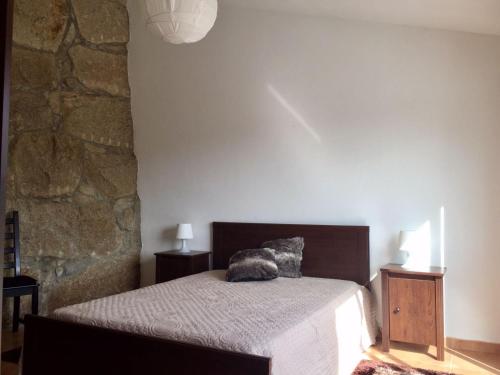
220;0;500;36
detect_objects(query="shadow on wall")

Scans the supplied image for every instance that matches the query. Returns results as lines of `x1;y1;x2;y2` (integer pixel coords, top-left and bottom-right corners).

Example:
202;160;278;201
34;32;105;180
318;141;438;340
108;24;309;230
141;225;179;284
402;205;446;269
161;226;179;247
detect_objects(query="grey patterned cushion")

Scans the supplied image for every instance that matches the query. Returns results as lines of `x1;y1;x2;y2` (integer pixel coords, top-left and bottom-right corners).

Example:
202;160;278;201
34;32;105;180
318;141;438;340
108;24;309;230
226;248;278;282
261;237;304;278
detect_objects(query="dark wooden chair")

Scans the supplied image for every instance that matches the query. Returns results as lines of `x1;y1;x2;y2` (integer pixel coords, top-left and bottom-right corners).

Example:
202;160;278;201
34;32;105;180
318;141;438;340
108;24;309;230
3;211;39;332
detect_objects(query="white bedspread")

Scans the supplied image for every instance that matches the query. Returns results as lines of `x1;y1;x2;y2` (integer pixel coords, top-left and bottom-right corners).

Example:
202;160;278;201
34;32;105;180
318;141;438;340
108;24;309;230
53;270;376;375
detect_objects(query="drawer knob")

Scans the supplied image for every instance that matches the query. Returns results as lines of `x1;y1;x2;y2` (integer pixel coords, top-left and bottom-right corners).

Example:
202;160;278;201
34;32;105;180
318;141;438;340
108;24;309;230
393;307;400;314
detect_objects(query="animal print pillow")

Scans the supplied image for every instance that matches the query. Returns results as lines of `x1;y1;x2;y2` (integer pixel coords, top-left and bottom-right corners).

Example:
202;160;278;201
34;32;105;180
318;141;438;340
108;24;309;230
261;237;304;278
226;248;278;282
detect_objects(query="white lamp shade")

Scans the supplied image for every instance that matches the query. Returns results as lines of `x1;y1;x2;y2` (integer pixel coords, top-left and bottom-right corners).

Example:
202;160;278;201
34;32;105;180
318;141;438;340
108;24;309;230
145;0;218;44
177;223;193;240
399;230;416;251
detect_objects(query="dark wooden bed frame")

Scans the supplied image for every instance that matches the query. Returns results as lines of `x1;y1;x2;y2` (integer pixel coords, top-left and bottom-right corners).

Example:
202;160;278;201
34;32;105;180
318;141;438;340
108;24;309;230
23;222;369;375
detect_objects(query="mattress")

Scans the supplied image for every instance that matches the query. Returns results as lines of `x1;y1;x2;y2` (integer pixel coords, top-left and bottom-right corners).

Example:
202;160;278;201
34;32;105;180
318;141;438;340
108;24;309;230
53;270;376;375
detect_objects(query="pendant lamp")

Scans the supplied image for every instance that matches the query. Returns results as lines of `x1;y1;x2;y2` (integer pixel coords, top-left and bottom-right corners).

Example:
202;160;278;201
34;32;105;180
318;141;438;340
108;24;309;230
145;0;218;44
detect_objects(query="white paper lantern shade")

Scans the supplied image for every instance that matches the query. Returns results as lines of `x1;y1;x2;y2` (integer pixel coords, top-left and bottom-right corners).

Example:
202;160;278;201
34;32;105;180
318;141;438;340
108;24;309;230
145;0;218;44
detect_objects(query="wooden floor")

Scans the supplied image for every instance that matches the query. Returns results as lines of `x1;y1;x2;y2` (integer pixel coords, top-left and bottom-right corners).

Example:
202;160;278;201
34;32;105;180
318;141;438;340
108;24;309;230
1;326;23;375
1;327;499;374
365;341;500;375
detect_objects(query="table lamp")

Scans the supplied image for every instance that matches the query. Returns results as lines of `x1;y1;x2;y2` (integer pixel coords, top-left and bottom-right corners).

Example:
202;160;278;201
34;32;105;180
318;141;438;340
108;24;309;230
177;223;193;252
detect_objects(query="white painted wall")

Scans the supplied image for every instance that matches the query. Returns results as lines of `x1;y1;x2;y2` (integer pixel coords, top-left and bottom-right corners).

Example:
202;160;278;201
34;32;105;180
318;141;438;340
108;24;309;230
128;3;500;343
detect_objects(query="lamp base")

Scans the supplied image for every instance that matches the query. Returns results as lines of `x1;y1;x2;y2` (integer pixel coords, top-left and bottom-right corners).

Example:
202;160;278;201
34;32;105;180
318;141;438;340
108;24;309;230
179;239;190;253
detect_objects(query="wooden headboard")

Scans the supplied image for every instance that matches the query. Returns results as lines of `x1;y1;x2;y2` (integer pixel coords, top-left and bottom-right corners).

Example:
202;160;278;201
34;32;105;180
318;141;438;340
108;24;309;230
212;222;370;287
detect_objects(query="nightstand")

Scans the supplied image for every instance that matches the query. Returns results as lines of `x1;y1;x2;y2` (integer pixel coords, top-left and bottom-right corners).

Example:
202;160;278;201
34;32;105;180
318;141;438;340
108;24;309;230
381;263;447;360
154;250;210;283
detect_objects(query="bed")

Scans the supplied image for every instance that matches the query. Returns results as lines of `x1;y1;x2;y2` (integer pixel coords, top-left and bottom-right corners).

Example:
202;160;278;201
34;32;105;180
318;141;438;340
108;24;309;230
23;222;375;375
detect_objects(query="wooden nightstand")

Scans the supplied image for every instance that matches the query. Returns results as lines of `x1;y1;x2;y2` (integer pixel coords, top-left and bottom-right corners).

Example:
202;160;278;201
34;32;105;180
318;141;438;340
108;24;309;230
381;263;447;361
154;250;210;283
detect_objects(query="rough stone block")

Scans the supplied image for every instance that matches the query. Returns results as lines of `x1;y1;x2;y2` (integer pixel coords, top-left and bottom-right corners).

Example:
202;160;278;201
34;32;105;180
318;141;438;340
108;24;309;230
13;0;69;52
73;0;129;44
62;94;133;147
69;45;130;97
114;197;140;231
84;150;138;199
79;201;123;256
15;200;80;258
11;132;84;198
46;254;139;312
10;91;53;133
11;47;57;90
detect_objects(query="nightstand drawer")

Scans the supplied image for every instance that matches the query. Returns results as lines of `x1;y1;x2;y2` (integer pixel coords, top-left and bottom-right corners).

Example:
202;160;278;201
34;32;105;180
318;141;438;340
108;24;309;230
389;277;436;345
155;250;210;283
156;257;191;283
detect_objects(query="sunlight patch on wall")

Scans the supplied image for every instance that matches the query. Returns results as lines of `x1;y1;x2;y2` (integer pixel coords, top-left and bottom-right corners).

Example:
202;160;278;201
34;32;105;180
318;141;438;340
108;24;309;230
267;84;321;143
440;206;446;268
403;221;432;269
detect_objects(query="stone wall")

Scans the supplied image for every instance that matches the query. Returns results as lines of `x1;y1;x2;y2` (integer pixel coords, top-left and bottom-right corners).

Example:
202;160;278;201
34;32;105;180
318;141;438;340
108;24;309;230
4;0;140;320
